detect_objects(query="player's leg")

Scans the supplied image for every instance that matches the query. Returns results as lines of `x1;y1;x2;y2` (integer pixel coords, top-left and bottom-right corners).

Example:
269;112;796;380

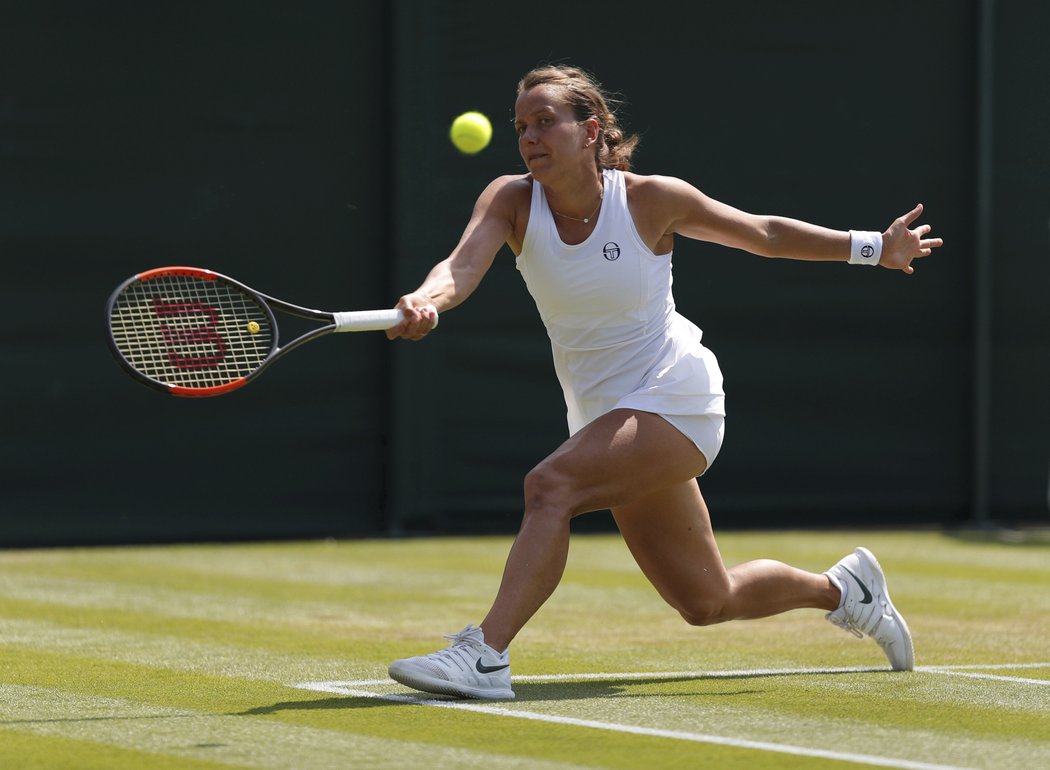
388;408;709;698
610;480;839;626
478;408;710;651
612;475;914;670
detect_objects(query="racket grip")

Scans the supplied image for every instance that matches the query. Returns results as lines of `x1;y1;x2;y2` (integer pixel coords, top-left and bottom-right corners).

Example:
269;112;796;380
332;306;438;332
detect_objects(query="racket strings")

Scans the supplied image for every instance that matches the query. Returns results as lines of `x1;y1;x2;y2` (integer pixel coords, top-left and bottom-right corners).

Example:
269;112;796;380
110;274;274;388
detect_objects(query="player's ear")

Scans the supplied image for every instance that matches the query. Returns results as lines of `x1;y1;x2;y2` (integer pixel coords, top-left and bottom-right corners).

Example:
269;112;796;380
582;117;601;147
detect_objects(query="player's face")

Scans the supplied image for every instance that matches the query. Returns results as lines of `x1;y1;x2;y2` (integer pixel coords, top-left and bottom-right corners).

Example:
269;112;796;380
514;85;590;179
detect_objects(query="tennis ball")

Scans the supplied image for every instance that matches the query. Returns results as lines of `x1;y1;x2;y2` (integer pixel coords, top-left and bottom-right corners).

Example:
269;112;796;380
450;111;492;154
247;321;260;334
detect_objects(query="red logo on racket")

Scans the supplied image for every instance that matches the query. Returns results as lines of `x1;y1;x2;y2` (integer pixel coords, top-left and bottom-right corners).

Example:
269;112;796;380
152;298;227;369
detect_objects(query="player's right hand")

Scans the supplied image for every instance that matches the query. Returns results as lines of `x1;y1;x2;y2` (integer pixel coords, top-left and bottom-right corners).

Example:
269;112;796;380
387;294;440;341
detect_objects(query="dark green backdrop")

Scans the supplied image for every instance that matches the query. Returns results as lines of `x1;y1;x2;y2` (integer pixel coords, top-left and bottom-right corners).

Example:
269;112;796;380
3;1;1047;545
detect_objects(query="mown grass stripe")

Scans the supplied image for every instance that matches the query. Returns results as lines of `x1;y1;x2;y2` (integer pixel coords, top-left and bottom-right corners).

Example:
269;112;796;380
0;616;380;684
0;728;236;770
0;684;593;770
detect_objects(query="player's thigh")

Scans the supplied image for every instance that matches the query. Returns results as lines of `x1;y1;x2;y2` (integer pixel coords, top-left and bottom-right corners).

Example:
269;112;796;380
529;408;708;515
611;480;731;617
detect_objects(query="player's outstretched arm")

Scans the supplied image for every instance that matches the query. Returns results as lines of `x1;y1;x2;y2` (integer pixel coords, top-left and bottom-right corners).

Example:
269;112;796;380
387;176;520;341
657;176;943;272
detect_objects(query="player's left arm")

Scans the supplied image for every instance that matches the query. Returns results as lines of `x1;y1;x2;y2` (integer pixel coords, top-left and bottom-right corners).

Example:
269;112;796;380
651;175;943;273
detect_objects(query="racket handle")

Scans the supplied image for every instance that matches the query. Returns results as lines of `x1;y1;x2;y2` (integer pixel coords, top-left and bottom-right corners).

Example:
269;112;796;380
332;306;438;332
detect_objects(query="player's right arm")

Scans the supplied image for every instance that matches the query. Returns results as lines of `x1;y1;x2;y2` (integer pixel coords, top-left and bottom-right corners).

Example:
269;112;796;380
388;175;523;341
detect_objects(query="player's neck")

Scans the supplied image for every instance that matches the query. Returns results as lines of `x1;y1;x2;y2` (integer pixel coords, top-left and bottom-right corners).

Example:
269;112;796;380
545;169;605;223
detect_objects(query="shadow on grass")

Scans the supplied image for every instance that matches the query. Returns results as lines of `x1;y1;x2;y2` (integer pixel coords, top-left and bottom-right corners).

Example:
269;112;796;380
238;667;888;715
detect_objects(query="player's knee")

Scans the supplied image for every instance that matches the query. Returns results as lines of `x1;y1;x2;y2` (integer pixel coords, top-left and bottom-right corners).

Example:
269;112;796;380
523;461;580;522
678;595;732;627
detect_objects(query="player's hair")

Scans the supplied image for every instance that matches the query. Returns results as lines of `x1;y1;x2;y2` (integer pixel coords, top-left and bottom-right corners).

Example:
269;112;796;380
517;65;640;172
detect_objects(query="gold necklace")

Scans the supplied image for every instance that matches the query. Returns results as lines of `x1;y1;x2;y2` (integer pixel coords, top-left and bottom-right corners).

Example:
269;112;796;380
551;184;604;224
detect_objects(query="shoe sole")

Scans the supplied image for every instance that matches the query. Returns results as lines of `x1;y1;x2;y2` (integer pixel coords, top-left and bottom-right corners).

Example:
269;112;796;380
856;547;915;671
388;664;515;700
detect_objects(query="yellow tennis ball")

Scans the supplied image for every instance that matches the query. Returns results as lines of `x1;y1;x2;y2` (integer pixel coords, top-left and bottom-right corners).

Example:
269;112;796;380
450;111;492;154
247;321;260;334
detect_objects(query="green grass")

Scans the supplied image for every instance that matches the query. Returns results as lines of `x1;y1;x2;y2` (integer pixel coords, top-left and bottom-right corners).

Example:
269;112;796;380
2;530;1048;769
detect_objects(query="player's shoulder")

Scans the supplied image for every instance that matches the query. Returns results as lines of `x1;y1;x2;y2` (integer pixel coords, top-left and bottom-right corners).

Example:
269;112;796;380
485;173;532;193
623;171;693;194
477;173;530;205
623;171;699;210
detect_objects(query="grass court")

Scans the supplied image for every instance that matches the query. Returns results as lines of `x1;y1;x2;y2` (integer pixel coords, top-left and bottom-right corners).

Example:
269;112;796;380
2;529;1047;769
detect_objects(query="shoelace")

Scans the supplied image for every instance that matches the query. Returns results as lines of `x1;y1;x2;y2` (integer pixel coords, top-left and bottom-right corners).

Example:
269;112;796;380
443;626;483;647
829;606;888;639
827;612;865;639
424;627;484;668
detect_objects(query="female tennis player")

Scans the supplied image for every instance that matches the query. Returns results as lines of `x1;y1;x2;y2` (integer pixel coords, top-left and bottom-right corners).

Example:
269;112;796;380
384;64;943;699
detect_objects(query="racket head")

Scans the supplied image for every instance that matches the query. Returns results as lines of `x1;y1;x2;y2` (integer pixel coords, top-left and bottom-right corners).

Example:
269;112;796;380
106;266;278;397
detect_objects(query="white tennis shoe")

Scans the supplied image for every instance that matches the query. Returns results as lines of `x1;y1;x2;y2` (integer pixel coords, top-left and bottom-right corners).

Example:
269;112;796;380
825;547;915;671
388;624;515;700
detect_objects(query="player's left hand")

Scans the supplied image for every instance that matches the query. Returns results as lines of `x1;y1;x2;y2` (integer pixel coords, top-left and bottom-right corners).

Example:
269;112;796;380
881;203;944;274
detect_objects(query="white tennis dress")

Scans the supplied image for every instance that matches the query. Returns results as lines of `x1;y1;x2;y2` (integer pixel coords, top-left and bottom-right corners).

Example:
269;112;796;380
516;168;727;466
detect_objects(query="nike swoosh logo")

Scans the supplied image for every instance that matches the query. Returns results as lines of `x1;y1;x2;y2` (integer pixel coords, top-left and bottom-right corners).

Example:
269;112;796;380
843;567;874;604
475;659;510;674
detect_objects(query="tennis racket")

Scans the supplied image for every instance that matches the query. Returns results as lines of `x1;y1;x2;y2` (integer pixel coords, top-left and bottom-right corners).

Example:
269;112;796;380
105;266;434;397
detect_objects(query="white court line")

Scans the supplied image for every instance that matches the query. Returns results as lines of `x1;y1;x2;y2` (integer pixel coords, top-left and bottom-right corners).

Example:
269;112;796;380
289;663;1050;770
292;683;970;770
921;662;1050;670
917;662;1050;687
298;661;1050;690
294;665;881;691
926;671;1050;686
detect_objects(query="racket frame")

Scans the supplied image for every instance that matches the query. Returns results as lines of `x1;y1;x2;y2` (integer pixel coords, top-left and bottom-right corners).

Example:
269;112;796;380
106;266;401;398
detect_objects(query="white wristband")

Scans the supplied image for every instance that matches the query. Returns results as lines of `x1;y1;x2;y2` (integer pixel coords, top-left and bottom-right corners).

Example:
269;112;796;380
848;230;883;266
